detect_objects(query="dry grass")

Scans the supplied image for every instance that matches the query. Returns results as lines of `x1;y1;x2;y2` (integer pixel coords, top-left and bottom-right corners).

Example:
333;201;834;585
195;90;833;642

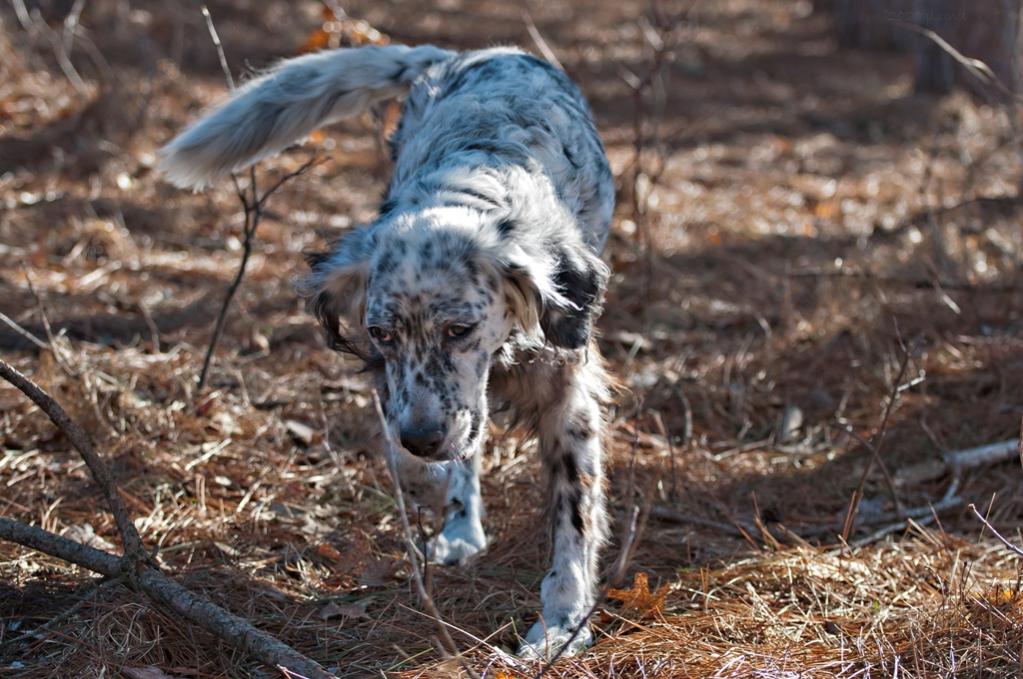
2;0;1023;677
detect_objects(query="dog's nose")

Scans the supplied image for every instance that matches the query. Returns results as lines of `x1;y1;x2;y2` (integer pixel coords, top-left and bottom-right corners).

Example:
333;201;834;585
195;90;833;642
400;424;446;458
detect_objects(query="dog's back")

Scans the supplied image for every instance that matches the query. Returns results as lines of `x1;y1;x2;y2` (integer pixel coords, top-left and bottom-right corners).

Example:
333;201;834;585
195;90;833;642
386;48;614;253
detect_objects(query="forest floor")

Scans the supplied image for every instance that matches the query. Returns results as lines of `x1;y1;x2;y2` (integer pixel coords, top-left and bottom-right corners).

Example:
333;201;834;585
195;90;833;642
2;0;1023;677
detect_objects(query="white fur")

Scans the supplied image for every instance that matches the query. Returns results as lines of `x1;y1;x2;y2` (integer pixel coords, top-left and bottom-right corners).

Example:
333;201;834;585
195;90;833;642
159;45;452;189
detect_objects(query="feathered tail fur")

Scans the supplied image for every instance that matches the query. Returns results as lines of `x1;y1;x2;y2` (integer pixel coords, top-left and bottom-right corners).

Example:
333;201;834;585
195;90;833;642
158;44;454;189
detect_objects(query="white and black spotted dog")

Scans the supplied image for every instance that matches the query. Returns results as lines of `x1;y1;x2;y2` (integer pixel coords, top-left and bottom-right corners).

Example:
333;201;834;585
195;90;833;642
160;44;615;658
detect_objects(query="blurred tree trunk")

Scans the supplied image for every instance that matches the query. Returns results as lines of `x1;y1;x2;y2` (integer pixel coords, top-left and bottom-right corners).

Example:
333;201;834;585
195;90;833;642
913;0;1022;97
821;0;1022;98
829;0;916;50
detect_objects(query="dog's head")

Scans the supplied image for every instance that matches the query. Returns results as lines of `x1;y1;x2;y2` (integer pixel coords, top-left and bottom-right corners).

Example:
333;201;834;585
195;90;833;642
302;207;607;462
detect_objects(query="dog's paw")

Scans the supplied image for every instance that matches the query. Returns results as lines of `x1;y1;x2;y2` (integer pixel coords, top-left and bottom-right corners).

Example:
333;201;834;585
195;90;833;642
425;520;486;566
517;620;593;660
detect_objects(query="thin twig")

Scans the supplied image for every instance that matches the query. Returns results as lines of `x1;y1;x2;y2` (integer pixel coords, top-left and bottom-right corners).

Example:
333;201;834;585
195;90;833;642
195;7;320;392
651;411;678;502
607;505;641;588
968;503;1023;559
893;19;1023;103
201;6;235;90
22;268;73;375
840;338;914;540
895;438;1021;486
370;391;479;679
0;573;125;659
195;156;317;392
0;311;47;350
522;11;564;72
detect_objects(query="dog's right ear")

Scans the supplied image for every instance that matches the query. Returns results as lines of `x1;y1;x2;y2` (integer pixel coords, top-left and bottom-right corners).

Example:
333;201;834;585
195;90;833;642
299;229;374;360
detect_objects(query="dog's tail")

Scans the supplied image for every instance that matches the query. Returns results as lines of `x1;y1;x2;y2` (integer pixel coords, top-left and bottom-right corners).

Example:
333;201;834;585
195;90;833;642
158;44;454;189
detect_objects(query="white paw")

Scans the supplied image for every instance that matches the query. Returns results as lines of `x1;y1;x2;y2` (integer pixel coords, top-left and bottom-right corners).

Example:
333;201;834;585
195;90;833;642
425;520;486;566
517;619;593;659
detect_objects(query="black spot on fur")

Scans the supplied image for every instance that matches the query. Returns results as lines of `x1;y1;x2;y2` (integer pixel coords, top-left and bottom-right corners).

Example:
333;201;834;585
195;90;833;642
540;247;608;350
303;250;331;269
568;415;594;441
496;219;516;237
569;491;584;534
468;409;482;440
562;453;579;484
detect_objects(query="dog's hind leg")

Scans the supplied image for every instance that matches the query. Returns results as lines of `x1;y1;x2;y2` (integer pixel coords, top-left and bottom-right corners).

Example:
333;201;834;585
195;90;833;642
520;353;609;659
387;445;487;566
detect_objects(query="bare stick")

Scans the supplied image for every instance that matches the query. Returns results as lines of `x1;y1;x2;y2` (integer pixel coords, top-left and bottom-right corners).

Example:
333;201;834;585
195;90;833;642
849;515;937;549
0;360;333;677
651;411;678;501
896;439;1021;486
0;311;47;350
0;518;334;679
840;340;913;540
196;157;317;392
0;359;146;565
648;506;753;536
194;7;318;392
786;267;1020;293
968;503;1023;559
22;268;73;375
522;11;564;72
370;391;479;679
201;6;235;90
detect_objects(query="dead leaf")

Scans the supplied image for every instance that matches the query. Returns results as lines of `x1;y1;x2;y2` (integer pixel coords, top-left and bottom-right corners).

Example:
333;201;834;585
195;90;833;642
814;199;839;220
123;667;182;679
607;571;670;618
61;523;116;552
358;558;401;587
314;543;343;562
319;598;370;621
285;419;317;446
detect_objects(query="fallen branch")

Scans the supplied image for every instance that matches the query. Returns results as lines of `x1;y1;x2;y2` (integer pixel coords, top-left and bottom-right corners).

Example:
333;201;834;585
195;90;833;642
650;495;963;542
786;267;1020;294
0;359;146;566
649;506;753;536
0;359;334;678
0;519;334;679
896;439;1021;486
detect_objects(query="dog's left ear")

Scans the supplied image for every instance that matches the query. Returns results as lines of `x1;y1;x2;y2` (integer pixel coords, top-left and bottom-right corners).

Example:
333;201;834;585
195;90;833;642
498;242;609;350
298;228;375;360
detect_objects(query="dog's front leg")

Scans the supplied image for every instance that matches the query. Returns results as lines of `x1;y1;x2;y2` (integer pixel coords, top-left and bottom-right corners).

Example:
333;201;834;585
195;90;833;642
520;356;609;658
427;444;487;566
387;444;487;566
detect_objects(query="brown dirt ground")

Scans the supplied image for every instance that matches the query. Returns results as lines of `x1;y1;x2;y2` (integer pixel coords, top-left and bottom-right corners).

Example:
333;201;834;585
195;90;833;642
2;0;1023;677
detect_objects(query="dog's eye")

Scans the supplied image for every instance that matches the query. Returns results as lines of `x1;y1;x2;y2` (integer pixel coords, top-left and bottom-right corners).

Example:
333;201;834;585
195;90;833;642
368;326;394;344
446;323;476;339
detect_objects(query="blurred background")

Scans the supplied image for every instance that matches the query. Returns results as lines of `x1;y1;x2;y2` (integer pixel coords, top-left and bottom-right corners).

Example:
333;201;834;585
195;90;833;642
1;1;1022;677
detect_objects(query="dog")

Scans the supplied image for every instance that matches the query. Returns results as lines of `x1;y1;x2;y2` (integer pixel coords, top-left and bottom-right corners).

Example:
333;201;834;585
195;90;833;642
160;44;615;658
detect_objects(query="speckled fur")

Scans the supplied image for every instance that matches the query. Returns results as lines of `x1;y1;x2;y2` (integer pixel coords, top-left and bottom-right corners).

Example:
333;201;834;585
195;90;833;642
159;44;614;659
